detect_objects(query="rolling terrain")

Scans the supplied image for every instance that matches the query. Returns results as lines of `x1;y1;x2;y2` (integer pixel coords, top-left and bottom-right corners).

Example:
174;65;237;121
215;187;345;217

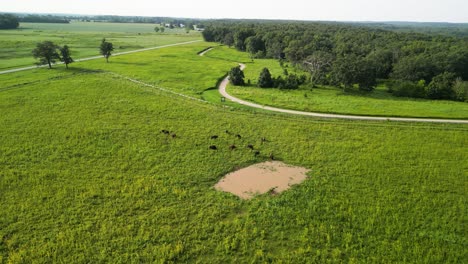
0;26;466;263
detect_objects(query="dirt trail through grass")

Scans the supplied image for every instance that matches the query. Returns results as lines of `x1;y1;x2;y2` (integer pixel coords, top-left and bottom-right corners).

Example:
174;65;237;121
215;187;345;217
219;64;468;124
0;40;202;75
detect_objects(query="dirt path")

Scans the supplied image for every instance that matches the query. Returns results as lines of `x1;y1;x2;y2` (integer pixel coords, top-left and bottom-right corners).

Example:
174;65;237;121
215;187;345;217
198;47;213;56
219;64;468;124
0;40;202;75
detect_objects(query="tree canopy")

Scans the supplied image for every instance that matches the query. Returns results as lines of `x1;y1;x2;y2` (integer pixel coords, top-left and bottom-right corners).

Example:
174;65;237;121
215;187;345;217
203;21;468;101
229;66;245;86
258;68;273;88
0;14;19;29
32;41;60;69
100;38;114;63
59;45;74;69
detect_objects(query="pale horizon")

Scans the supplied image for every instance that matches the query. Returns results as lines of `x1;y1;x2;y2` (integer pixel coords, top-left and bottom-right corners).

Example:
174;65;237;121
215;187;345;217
1;0;468;23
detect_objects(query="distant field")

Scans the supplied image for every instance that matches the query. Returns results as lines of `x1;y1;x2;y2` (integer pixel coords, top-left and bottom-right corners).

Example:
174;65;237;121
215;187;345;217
0;21;201;70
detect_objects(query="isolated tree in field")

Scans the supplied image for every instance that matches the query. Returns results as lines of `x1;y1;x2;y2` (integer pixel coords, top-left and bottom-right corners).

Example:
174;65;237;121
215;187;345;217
160;27;165;33
100;38;114;63
32;41;60;69
154;26;160;33
258;68;273;88
229;66;245;86
59;45;73;69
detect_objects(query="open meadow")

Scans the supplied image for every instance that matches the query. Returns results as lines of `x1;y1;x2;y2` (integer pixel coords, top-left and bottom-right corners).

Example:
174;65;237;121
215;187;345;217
0;27;467;262
0;21;201;70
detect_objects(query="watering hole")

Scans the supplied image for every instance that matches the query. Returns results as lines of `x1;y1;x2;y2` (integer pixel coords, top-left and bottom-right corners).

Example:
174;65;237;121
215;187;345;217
214;161;310;199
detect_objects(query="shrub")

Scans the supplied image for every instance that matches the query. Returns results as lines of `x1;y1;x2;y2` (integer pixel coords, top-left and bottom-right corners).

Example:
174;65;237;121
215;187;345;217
426;72;456;100
452;78;468;102
389;80;426;98
258;68;273;88
229;66;245;86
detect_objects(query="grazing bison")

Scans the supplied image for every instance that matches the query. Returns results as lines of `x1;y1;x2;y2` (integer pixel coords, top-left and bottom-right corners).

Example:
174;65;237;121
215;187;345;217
236;134;242;139
161;129;170;134
171;133;177;138
209;145;217;150
210;135;219;139
254;150;260;157
229;144;236;150
247;144;254;150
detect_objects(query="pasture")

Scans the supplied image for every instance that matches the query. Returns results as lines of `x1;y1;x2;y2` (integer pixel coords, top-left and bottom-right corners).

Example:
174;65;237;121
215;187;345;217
0;32;466;262
0;21;201;70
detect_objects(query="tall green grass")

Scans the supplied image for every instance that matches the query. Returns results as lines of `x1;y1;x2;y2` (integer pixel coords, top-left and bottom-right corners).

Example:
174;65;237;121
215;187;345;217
0;45;466;262
0;22;201;70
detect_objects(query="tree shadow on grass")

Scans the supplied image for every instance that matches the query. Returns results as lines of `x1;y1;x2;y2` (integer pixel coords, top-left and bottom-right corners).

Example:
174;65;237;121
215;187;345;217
110;61;150;66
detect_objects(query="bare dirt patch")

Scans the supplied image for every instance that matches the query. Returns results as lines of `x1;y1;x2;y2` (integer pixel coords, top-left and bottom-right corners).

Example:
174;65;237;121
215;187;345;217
215;161;310;199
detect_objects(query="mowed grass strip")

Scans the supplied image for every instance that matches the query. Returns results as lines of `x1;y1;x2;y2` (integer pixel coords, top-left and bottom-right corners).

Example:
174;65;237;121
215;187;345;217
0;67;466;262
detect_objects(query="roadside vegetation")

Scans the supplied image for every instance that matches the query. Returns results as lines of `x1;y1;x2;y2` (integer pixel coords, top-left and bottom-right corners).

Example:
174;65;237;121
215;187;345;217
204;45;468;119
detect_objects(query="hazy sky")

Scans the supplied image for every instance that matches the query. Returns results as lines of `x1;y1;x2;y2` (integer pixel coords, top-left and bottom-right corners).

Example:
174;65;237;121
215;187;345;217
1;0;467;23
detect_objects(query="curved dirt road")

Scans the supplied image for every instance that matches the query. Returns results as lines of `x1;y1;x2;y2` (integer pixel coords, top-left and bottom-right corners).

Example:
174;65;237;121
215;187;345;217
219;64;468;124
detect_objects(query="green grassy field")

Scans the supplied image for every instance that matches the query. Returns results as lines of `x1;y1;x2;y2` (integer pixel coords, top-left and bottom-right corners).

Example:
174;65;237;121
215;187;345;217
0;21;201;70
0;37;467;262
202;46;468;119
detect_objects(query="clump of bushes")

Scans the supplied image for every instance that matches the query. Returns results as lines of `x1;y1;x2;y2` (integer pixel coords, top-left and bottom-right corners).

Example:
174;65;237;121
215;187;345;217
257;67;306;90
388;80;426;98
388;72;467;102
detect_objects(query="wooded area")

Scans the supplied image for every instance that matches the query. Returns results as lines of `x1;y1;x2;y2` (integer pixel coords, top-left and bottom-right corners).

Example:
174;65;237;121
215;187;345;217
203;21;468;101
0;14;19;29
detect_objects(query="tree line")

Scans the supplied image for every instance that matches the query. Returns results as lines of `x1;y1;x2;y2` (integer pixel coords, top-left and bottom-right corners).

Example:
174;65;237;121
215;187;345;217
19;15;70;23
203;21;468;101
32;39;115;68
0;14;19;29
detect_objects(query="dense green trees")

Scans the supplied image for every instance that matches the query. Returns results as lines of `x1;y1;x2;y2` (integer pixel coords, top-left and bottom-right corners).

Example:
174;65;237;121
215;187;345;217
256;67;305;89
426;72;456;100
100;38;114;63
303;51;333;86
452;78;468;102
32;41;74;69
32;41;60;69
0;14;19;29
229;66;245;86
20;15;69;23
245;36;265;58
203;21;468;101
